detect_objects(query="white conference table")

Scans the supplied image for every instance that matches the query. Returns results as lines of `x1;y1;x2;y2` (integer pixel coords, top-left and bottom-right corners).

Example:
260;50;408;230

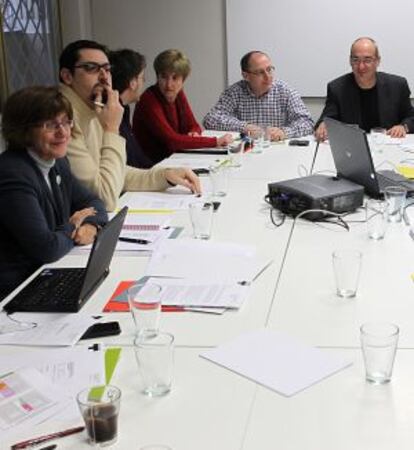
268;136;414;347
3;137;414;450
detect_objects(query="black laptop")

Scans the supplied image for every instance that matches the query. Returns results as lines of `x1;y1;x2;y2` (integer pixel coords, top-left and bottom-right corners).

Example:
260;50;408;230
3;206;128;313
325;117;414;198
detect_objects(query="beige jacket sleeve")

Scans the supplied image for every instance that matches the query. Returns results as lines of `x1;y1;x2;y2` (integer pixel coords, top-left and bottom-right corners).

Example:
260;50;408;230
124;166;169;194
67;122;127;212
68;122;169;211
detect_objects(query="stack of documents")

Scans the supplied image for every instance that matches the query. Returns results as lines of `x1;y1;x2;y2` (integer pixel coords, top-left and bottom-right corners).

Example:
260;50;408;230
143;239;272;312
142;277;250;310
0;345;111;438
70;211;177;254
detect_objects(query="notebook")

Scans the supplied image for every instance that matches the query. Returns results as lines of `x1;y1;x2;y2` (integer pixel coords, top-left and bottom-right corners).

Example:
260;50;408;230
3;206;128;313
325;117;414;197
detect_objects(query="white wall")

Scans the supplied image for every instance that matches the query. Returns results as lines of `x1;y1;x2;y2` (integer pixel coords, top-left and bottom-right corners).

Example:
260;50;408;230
60;0;324;122
60;0;93;44
89;0;229;122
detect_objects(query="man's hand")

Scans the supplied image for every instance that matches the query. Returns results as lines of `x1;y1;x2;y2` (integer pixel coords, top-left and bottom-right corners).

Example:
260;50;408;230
315;122;328;142
387;125;406;138
164;168;201;194
217;133;234;147
94;86;124;133
243;124;262;138
267;126;286;142
73;223;98;245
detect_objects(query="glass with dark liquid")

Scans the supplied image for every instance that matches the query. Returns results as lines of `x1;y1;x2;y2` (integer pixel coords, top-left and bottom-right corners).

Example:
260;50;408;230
77;385;121;447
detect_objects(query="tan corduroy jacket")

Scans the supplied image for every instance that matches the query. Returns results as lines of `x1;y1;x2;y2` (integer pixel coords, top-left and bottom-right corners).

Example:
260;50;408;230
60;84;169;211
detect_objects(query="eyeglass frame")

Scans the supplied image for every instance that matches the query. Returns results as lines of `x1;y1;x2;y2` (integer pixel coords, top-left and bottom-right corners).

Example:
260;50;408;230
39;119;74;132
73;61;112;74
349;56;378;66
244;65;275;77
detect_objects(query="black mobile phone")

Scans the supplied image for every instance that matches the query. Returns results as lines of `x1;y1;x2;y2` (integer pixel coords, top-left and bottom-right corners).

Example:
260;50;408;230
80;321;121;340
289;139;310;146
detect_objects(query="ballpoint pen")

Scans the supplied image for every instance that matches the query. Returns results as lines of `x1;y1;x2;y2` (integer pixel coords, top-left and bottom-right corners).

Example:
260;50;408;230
118;237;150;244
11;425;85;450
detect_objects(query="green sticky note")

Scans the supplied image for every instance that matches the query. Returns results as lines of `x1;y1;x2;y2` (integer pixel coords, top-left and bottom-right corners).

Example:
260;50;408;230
105;347;122;384
87;347;122;401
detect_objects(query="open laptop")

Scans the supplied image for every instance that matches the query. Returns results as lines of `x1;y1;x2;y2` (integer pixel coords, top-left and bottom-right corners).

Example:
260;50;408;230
325;117;414;198
3;206;128;313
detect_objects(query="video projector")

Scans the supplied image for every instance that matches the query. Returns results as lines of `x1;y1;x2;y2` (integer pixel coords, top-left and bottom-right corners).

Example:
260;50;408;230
267;174;364;221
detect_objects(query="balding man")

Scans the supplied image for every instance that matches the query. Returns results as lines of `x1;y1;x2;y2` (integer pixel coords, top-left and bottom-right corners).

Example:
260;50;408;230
203;51;313;141
315;37;414;141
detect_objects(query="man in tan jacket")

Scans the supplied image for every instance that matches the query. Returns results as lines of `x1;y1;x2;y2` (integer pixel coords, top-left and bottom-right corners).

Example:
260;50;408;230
59;40;200;211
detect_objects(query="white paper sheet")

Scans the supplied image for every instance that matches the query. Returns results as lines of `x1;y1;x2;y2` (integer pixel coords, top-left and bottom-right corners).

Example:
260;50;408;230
0;346;105;396
0;368;71;438
125;192;198;211
200;329;353;397
156;156;226;169
0;315;96;346
146;239;271;283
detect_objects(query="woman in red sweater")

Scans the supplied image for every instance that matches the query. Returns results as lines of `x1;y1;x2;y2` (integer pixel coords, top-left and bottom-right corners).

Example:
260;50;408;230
132;49;233;165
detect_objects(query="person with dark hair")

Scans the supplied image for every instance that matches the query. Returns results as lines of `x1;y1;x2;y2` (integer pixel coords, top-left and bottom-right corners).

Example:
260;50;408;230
59;40;201;211
203;51;313;141
315;37;414;141
132;49;233;165
0;86;108;300
109;49;153;168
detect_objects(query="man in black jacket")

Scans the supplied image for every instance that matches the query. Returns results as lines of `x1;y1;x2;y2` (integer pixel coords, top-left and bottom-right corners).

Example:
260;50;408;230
110;48;154;168
315;37;414;141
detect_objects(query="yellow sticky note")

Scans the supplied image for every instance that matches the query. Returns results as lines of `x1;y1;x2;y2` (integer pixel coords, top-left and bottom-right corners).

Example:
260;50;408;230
397;165;414;179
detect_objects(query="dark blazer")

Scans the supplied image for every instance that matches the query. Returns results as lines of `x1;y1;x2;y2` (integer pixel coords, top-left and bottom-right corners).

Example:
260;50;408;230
0;150;108;299
120;104;153;169
316;72;414;132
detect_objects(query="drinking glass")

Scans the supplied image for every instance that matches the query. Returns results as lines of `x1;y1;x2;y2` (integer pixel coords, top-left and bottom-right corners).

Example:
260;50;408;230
128;282;162;339
77;385;121;447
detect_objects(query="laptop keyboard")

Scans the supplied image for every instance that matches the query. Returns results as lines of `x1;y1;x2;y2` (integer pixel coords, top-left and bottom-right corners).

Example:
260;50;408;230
5;268;85;312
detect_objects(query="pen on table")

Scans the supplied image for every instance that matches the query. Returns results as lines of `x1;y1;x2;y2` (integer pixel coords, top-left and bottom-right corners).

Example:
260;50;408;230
39;445;57;450
118;237;150;245
161;305;224;314
11;425;85;450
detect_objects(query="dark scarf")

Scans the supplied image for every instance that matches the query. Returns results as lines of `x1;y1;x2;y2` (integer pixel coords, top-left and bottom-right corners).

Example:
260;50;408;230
149;84;189;134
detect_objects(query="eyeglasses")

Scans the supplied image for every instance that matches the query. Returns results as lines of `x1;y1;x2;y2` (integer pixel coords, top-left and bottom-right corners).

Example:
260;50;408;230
350;56;377;66
41;119;74;132
246;66;275;77
74;62;112;74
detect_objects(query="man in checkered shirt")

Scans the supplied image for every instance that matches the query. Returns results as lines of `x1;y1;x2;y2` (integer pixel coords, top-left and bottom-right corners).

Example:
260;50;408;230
203;51;314;141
